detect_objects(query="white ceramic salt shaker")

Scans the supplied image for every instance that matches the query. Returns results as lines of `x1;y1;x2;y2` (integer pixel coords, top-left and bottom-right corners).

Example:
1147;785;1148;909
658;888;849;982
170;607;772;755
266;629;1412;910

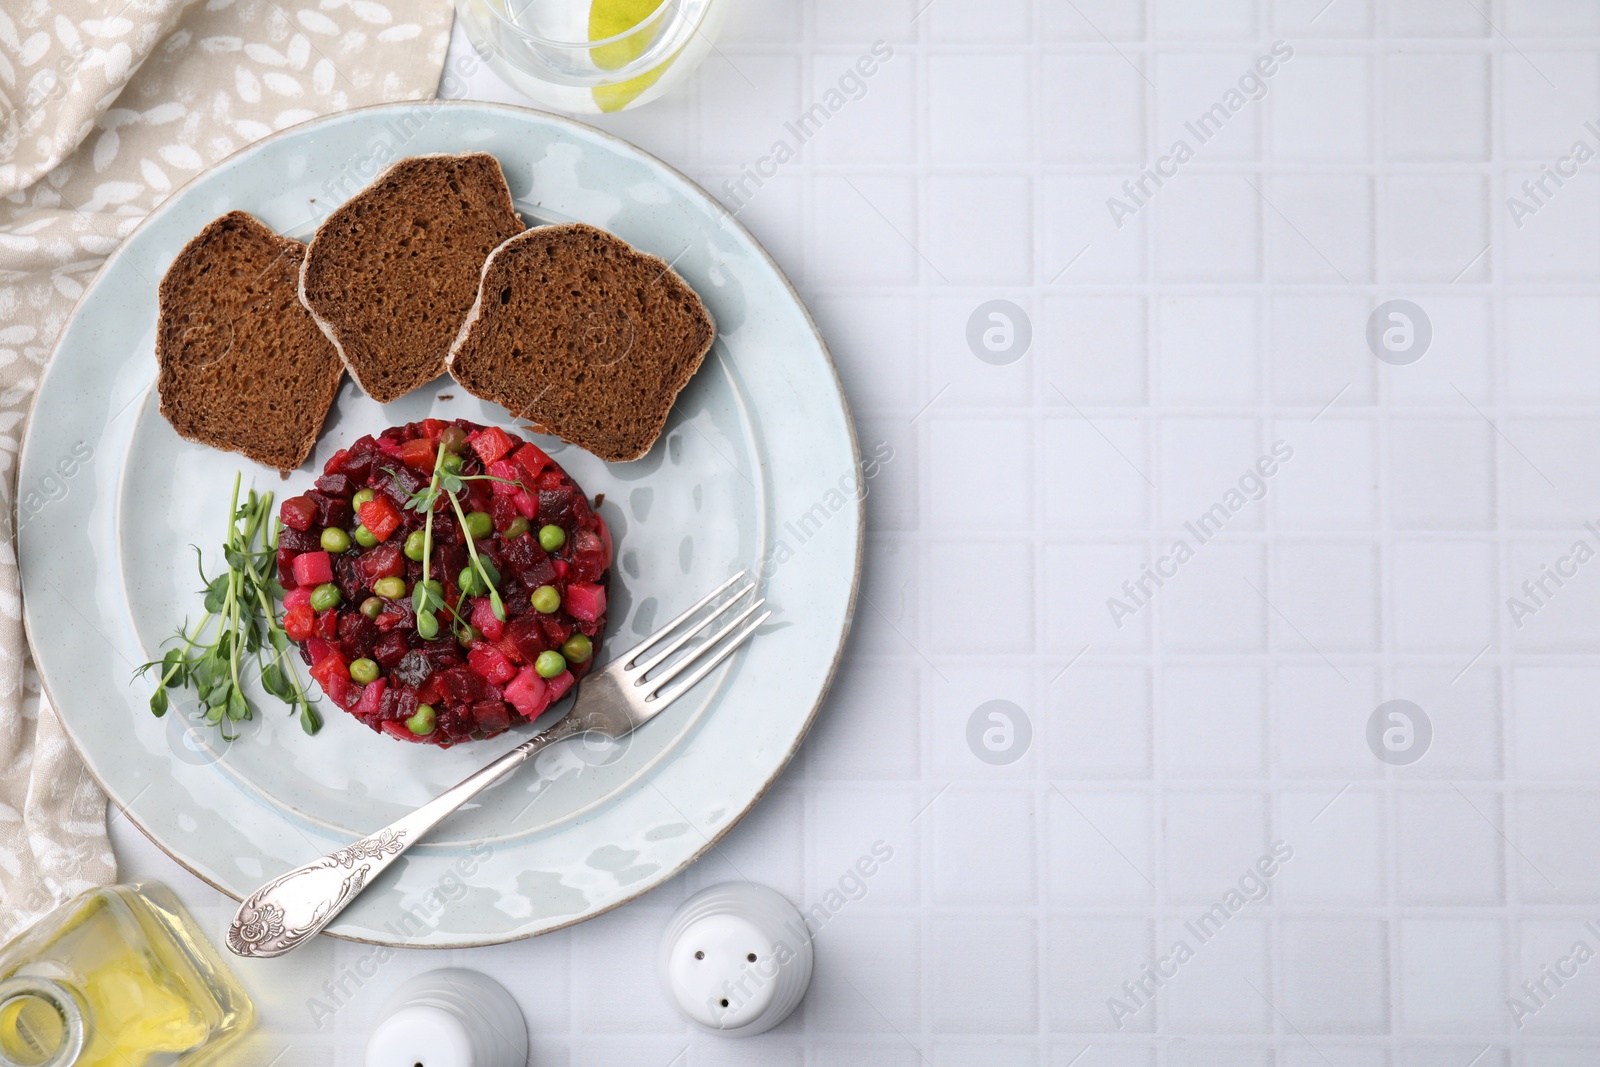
365;968;528;1067
658;882;815;1036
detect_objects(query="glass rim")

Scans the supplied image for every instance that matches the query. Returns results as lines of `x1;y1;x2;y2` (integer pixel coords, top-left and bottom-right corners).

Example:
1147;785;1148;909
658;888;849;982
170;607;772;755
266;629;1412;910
472;0;688;51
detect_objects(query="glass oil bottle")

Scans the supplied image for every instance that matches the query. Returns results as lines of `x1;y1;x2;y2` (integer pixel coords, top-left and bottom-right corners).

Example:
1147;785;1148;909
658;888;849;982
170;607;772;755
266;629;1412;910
0;882;253;1066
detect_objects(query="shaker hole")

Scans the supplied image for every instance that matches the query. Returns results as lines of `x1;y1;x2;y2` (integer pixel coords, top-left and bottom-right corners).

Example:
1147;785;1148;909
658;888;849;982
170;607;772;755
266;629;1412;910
694;950;704;960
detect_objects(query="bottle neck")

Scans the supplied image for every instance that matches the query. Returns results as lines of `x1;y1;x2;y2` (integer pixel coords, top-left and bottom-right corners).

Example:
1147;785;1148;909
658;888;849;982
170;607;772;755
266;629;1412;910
0;978;85;1067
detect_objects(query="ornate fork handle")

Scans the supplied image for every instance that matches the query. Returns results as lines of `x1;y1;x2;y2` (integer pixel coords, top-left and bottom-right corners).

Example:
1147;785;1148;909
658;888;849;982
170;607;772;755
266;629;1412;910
228;712;585;958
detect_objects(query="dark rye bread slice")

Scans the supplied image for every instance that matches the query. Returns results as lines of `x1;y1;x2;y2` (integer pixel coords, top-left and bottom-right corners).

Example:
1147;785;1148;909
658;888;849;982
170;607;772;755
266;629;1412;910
447;223;716;463
299;153;525;403
157;211;343;472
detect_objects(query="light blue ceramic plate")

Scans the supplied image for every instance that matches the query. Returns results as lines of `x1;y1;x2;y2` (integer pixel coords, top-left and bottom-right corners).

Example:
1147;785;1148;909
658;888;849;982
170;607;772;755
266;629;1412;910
18;102;861;946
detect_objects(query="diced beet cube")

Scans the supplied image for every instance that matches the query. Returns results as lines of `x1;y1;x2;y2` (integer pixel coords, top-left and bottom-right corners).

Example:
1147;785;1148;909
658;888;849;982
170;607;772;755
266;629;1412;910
425;644;463;670
358;497;402;541
487;459;521;496
512;490;537;520
471;699;511;734
514;443;553;483
315;472;354;496
565;582;606;622
552;559;569;580
322;448;349;477
378;464;427;508
292;551;334;586
540;614;572;646
537;487;578;526
470;425;516;466
315;608;339;639
504;667;548;719
283;586;314;613
372;631;410;667
306;637;335;664
545;670;575;704
489;494;518;533
471;596;505;641
521;555;556;590
570;529;606;582
280;495;317;531
337;611;379;660
275;547;299;588
506;616;549;662
357;543;406;583
278;526;320;553
307;491;352;529
392;649;434;688
420;418;446;441
354;678;386;719
468;645;517;685
334;552;364;603
502;532;546;570
441;667;488;704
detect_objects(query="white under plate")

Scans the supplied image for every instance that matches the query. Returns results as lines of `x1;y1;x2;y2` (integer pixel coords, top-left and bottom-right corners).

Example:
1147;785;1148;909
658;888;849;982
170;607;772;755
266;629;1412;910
18;102;861;947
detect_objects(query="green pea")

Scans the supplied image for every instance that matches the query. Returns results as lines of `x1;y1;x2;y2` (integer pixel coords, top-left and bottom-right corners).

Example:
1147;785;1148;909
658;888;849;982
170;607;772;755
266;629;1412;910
439;425;468;454
531;584;561;614
310;583;341;612
458;567;485;596
404;529;428;561
538;524;566;552
407;703;437;735
561;633;592;663
373;576;407;599
441;452;465;477
464;511;493;540
456;624;483;648
504;517;530;539
360;596;384;619
534;650;567;679
352;489;376;509
320;527;352;553
349;658;379;684
353;525;379;548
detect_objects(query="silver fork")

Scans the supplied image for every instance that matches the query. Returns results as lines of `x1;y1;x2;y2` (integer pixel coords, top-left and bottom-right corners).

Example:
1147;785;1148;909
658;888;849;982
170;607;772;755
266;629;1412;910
226;572;770;958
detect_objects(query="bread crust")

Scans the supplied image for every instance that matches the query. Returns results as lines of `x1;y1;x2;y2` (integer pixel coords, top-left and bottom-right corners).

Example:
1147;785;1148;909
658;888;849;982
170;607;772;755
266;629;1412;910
299;152;525;403
446;222;716;463
157;210;343;472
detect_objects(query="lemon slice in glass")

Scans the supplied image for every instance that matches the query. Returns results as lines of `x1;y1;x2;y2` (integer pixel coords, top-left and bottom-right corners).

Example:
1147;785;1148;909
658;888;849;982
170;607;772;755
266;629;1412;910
589;0;675;112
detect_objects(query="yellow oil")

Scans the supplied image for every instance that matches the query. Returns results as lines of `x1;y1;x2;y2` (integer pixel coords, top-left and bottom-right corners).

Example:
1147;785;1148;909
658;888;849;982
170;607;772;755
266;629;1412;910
0;884;253;1066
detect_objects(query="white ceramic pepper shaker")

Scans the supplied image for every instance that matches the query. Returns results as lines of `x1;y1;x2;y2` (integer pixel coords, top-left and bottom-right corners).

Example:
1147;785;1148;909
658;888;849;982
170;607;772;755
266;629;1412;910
365;968;528;1067
658;882;815;1036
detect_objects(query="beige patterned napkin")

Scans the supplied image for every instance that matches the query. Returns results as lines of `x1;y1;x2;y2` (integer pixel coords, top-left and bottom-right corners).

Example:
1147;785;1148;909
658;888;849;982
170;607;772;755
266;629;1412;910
0;0;452;941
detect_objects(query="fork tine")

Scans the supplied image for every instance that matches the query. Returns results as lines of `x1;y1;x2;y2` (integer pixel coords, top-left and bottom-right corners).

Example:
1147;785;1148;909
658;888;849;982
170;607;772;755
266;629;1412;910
625;570;747;666
645;609;772;707
629;581;756;678
639;595;766;693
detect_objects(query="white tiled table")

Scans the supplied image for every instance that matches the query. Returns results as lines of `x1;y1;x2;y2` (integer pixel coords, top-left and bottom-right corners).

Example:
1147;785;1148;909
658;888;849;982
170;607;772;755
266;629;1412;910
117;0;1600;1062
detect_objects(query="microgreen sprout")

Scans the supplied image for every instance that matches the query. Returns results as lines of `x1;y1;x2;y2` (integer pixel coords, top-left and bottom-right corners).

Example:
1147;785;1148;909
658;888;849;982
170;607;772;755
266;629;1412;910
136;472;321;738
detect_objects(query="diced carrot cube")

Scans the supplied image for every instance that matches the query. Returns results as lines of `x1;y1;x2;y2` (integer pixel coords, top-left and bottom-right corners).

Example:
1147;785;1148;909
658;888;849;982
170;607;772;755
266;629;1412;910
358;497;402;541
399;436;436;471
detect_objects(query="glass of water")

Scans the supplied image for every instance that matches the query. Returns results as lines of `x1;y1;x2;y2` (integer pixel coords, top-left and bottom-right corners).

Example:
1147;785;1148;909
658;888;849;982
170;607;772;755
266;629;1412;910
456;0;731;114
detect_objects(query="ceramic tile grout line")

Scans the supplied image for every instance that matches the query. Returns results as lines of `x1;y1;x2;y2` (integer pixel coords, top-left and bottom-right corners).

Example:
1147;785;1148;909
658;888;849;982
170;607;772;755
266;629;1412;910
0;884;253;1067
